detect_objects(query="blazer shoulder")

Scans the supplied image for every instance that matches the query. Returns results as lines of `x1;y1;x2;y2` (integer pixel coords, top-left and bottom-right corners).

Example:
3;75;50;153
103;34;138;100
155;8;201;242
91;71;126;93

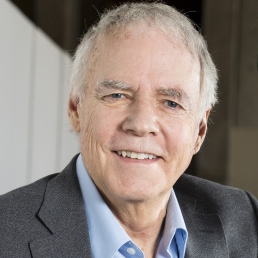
175;174;258;255
174;173;258;214
0;154;79;209
0;173;58;215
0;155;81;257
175;173;250;196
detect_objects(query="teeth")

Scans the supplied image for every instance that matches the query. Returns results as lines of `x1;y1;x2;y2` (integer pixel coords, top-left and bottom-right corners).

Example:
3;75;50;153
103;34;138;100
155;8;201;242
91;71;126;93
131;152;137;158
137;153;145;159
116;151;157;160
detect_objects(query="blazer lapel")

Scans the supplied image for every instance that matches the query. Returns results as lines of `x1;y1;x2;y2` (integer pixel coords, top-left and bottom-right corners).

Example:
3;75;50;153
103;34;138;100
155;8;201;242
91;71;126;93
29;156;92;258
175;191;229;258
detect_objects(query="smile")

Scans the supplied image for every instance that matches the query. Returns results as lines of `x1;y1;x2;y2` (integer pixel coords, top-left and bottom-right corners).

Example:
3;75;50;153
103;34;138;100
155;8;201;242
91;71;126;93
116;150;158;160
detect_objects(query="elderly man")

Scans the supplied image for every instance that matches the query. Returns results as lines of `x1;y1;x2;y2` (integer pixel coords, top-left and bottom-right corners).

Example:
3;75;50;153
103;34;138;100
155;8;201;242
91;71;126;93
1;2;258;258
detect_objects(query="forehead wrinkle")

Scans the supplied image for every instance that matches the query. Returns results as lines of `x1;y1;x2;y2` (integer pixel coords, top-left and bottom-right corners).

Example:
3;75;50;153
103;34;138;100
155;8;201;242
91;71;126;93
96;79;133;92
157;87;190;103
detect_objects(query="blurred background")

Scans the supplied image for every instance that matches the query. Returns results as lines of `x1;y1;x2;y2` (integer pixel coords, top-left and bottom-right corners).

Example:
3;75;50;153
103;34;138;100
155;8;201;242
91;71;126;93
0;0;258;197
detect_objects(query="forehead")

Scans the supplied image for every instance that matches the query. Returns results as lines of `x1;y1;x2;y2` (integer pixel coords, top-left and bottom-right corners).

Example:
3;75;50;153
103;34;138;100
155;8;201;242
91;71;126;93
87;25;200;95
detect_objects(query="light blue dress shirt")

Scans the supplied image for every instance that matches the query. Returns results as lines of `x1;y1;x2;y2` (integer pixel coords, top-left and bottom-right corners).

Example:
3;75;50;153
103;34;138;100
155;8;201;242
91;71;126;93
76;154;188;258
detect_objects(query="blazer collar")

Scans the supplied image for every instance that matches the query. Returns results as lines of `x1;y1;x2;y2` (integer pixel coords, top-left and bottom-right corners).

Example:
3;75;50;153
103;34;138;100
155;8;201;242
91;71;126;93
29;155;92;258
175;179;229;258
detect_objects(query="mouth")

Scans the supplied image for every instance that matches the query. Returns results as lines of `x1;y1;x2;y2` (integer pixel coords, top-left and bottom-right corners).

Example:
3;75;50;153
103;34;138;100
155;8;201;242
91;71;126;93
115;150;159;160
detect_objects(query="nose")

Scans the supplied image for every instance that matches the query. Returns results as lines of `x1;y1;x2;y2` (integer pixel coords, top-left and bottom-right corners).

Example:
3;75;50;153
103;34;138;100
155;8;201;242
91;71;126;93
121;100;160;137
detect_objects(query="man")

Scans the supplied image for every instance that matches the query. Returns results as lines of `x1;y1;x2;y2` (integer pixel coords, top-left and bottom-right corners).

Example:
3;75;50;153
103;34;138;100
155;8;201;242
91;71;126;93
0;2;257;257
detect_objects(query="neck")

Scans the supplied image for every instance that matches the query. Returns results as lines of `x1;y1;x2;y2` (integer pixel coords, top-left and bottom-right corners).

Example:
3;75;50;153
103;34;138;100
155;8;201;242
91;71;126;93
103;192;171;258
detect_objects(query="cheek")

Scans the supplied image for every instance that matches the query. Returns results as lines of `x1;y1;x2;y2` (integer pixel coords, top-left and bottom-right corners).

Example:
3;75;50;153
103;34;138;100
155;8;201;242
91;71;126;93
79;104;121;161
79;106;111;182
79;103;96;148
90;106;121;143
164;117;197;166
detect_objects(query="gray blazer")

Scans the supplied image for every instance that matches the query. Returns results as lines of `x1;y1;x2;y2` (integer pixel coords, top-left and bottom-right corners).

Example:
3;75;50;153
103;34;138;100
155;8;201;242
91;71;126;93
0;155;257;257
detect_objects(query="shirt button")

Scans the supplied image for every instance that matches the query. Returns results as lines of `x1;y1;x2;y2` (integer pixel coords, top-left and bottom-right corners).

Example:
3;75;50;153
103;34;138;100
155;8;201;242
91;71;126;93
127;247;136;255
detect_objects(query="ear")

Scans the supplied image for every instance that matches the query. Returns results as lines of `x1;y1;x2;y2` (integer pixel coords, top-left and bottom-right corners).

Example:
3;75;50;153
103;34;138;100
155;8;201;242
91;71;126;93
68;94;81;132
193;109;210;154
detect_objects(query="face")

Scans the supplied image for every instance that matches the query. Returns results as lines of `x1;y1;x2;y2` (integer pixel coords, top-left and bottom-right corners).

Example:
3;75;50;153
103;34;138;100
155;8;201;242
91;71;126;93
69;26;209;205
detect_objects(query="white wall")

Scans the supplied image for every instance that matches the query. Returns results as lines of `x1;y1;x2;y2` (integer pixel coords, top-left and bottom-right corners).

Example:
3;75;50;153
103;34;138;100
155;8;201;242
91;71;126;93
0;0;79;194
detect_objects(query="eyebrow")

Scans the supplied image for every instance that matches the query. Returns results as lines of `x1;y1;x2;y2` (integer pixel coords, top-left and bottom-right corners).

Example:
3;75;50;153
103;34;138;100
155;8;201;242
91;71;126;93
157;87;189;104
96;79;133;92
96;80;190;104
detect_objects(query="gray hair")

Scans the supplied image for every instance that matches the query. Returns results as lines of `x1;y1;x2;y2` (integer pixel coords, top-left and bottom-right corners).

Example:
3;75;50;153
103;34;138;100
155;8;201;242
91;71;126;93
70;2;218;114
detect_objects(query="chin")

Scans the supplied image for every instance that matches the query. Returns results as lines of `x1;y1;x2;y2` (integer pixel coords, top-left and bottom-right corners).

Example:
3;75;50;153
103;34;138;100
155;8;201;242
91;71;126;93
112;183;167;203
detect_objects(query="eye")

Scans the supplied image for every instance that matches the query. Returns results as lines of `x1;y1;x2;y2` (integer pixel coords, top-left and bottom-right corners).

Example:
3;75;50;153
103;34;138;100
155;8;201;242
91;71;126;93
166;100;178;108
102;93;128;103
111;93;123;99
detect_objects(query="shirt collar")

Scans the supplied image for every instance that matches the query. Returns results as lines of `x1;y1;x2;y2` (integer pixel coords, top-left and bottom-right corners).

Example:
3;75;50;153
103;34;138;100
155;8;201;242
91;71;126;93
160;188;188;257
76;154;187;258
